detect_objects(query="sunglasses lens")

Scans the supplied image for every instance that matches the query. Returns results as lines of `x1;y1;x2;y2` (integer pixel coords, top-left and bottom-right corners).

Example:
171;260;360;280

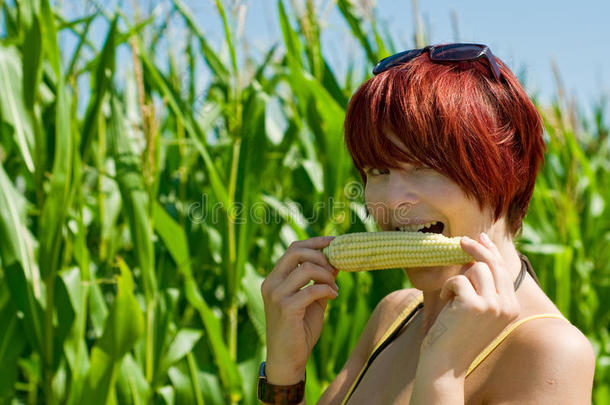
373;49;422;74
431;44;484;61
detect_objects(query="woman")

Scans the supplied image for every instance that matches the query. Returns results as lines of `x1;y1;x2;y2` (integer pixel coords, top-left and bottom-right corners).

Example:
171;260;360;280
259;44;595;404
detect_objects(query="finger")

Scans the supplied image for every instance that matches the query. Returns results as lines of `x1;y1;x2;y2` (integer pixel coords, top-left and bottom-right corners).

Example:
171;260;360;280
478;232;502;258
292;235;336;250
288;284;339;312
464;262;497;298
280;262;339;295
440;274;478;303
274;237;336;278
460;235;513;295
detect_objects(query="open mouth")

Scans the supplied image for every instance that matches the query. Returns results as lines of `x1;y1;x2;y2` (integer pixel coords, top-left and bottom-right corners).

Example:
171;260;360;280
420;221;444;234
396;221;445;234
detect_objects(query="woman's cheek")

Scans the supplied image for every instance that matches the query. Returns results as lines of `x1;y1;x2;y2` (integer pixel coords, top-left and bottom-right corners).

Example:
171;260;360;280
364;184;387;224
418;172;461;198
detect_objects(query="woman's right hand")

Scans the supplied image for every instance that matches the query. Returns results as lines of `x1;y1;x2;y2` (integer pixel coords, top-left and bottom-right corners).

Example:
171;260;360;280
261;236;339;384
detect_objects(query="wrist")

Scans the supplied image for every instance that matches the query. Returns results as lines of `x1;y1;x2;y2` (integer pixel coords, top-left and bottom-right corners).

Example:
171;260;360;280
264;361;306;386
258;361;306;404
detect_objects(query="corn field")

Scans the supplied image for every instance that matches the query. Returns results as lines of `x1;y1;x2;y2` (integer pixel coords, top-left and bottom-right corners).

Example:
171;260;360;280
0;0;608;404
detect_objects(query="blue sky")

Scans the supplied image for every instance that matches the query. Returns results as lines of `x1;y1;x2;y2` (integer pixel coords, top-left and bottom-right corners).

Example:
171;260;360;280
193;0;609;120
42;0;609;122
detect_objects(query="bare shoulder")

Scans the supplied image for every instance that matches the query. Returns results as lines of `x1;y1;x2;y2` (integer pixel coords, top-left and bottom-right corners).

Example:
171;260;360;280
486;317;595;404
370;288;422;345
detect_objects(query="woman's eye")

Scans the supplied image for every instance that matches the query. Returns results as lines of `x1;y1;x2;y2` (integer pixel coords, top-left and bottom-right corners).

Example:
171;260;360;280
368;168;389;176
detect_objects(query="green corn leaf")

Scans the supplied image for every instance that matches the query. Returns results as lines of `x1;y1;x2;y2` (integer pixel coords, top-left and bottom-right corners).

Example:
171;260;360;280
1;2;19;38
174;0;230;82
260;195;309;240
108;95;157;299
285;68;349;201
88;279;109;339
278;0;303;69
214;0;237;74
54;270;77;347
37;2;73;330
80;16;117;159
79;259;144;404
152;201;191;275
321;59;349;108
0;161;39;290
37;81;72;282
151;291;178;384
39;0;61;78
231;86;267;302
0;162;43;352
115;354;151;404
0;298;26;400
66;13;95;78
61;269;90;396
3;261;44;355
0;45;35;172
336;0;378;64
185;278;243;399
158;329;203;376
167;366;197;405
21;0;43;111
139;49;230;209
153;201;243;399
241;263;266;344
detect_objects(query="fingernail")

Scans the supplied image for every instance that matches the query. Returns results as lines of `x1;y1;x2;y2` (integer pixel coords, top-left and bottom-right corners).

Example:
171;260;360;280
334;282;339;290
481;232;491;243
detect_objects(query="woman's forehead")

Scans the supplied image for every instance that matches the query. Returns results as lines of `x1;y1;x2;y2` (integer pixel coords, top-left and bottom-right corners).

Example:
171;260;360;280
362;130;421;167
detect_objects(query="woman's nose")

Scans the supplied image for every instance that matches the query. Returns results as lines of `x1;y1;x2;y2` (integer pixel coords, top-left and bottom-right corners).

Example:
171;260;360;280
382;175;419;225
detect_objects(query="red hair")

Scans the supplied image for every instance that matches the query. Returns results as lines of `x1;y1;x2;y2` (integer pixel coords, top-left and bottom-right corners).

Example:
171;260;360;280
344;53;545;236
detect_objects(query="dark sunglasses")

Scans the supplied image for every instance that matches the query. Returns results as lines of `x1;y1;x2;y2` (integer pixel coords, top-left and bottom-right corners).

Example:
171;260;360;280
372;43;503;81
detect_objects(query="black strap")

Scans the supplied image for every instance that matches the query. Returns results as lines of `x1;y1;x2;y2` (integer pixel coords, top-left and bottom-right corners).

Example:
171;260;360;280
514;255;527;291
517;252;541;286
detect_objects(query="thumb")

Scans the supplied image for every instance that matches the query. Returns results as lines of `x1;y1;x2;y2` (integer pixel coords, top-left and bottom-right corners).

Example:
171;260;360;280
440;274;476;302
440;278;456;301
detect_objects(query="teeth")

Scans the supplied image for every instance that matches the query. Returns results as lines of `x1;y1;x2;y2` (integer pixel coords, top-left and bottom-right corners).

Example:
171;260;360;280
397;221;438;232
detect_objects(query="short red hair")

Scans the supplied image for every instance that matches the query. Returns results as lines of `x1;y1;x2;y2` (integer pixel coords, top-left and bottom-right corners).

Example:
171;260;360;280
344;52;545;236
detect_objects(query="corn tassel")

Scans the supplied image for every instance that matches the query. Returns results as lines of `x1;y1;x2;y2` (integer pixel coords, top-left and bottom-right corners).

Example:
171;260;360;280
322;231;473;271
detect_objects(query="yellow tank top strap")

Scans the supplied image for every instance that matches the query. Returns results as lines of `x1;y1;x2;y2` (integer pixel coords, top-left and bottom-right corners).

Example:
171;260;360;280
340;292;423;405
465;313;569;377
371;292;424;355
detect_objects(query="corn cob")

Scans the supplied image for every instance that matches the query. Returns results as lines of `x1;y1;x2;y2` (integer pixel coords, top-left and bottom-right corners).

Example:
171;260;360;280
322;231;472;272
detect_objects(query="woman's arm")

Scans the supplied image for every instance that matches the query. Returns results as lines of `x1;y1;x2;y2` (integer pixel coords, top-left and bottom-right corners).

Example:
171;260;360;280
409;357;466;405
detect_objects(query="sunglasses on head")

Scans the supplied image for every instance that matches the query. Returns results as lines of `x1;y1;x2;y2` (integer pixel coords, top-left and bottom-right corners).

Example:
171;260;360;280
372;43;503;81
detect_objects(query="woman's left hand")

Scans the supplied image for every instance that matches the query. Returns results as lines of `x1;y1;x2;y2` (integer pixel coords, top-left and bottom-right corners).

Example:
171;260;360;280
418;232;521;378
